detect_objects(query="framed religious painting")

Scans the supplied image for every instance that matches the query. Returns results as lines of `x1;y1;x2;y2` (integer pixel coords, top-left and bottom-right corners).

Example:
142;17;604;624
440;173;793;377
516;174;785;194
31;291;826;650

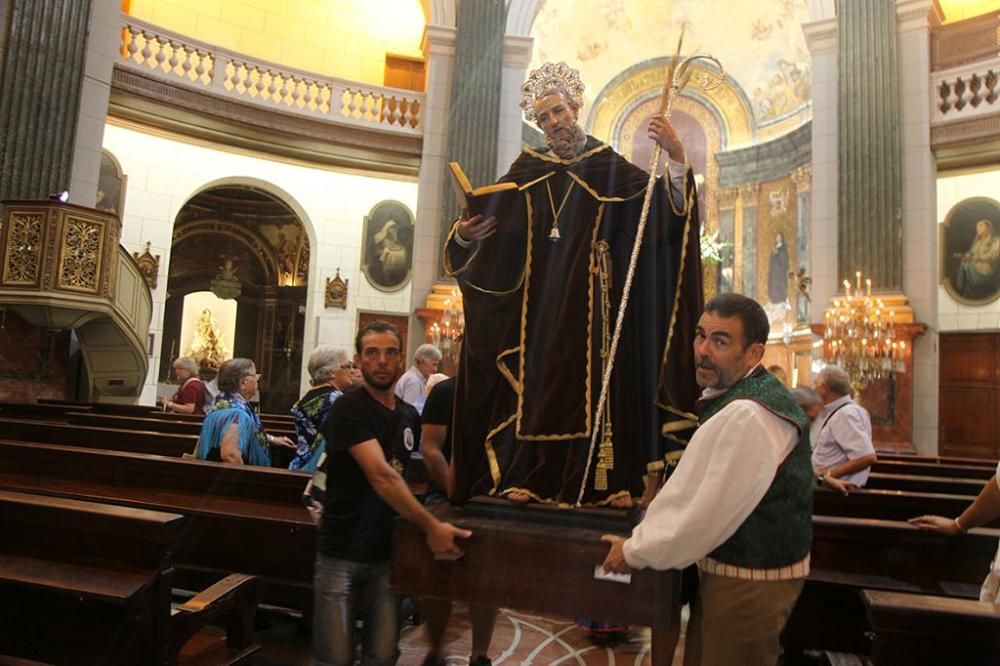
361;200;415;292
940;197;1000;306
96;149;127;216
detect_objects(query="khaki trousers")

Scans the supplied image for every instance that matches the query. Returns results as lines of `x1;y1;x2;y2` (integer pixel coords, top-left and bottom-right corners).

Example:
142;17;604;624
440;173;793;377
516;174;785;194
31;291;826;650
683;571;804;666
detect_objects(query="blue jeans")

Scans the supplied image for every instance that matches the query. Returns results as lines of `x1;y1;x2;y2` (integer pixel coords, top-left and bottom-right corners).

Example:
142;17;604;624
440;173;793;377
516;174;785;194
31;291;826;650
313;554;400;666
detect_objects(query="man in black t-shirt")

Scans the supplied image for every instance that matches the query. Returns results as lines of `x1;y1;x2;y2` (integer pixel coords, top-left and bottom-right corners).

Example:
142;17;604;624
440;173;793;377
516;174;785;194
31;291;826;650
313;321;471;666
420;375;498;666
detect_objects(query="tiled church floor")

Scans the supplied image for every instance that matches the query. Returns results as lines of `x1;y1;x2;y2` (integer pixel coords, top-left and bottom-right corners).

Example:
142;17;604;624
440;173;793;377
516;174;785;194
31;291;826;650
252;605;688;665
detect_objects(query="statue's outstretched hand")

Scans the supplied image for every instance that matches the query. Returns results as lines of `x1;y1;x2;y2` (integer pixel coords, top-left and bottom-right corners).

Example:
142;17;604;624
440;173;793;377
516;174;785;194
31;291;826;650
456;211;497;243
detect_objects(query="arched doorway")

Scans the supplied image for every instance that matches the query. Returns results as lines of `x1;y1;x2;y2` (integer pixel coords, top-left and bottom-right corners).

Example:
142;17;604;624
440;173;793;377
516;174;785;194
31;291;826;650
159;185;309;412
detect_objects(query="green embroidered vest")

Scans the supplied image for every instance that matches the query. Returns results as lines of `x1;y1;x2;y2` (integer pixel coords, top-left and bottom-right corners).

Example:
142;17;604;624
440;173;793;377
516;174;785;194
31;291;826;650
698;367;813;569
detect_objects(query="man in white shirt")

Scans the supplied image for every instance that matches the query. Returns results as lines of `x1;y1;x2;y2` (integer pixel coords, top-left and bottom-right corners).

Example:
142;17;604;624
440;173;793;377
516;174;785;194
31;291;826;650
602;293;813;666
394;343;442;406
791;386;824;451
812;365;877;487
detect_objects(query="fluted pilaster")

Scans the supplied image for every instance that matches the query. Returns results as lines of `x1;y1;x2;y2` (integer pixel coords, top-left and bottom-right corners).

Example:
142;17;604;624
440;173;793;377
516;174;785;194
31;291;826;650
0;0;92;200
838;0;903;289
438;0;506;247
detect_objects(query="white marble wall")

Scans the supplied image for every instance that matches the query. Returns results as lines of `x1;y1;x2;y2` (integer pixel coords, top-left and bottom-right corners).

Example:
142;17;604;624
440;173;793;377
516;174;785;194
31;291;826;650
802;18;838;322
102;124;418;405
898;0;943;455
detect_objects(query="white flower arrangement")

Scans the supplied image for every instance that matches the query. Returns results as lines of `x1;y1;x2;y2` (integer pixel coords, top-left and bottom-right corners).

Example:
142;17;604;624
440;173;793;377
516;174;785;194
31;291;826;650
700;229;729;265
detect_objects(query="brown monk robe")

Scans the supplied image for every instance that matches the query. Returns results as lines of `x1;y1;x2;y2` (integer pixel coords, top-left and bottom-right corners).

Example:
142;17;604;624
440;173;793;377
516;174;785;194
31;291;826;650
445;135;703;507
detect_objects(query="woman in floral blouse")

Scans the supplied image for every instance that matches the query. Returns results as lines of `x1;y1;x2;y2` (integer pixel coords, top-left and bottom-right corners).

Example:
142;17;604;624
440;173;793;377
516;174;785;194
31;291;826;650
288;346;361;471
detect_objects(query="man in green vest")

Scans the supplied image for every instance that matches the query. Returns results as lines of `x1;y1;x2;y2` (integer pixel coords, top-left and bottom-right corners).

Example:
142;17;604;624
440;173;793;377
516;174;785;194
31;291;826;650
602;292;813;666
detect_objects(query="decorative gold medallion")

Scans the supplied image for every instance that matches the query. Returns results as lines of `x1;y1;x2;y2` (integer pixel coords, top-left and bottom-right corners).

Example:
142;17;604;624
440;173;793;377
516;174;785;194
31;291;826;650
548;226;561;241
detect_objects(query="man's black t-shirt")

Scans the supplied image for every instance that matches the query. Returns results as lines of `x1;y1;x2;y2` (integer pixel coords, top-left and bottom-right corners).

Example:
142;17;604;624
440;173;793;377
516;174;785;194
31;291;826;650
420;377;454;497
318;386;420;562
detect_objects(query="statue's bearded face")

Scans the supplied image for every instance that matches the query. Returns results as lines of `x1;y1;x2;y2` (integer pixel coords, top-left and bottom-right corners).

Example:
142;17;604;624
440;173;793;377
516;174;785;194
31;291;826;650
533;93;586;159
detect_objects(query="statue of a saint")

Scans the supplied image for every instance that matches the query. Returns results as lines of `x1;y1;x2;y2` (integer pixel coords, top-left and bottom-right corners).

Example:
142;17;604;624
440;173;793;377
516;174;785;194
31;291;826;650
187;308;231;372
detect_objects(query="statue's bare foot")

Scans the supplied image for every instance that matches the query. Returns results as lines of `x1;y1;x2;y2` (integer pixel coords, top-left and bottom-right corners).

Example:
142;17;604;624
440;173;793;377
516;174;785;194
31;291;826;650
505;490;531;504
609;495;634;509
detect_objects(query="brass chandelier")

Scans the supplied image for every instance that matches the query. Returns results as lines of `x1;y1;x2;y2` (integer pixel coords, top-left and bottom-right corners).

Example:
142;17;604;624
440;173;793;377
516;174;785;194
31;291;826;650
822;271;903;392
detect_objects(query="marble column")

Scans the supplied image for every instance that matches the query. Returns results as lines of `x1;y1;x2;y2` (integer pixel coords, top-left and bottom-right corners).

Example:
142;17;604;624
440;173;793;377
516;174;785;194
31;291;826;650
897;0;944;454
837;0;903;290
0;0;92;201
438;0;506;244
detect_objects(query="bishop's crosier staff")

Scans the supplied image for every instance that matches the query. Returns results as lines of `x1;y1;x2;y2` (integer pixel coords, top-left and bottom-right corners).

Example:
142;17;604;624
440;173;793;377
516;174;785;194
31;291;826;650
576;30;725;506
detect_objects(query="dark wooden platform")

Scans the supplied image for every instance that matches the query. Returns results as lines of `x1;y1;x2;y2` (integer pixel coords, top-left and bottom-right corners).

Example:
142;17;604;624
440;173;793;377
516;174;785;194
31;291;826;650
391;498;681;665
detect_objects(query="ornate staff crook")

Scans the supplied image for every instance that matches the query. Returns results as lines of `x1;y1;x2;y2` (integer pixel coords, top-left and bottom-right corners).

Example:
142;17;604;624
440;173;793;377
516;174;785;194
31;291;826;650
576;31;724;507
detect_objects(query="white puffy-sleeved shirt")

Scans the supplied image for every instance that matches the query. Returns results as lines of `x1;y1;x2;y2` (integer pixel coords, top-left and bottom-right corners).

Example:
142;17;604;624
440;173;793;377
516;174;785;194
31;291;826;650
622;394;799;572
811;395;875;486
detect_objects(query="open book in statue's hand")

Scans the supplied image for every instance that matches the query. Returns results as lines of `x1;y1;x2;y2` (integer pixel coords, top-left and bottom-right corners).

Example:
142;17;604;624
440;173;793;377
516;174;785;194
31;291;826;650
448;161;519;221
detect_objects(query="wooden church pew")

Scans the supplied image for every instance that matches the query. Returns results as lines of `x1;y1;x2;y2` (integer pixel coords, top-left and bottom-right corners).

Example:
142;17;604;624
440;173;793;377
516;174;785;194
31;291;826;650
864;471;986;495
0;489;263;665
871;459;995;480
0;439;315;613
0;416;198;457
783;515;1000;662
862;589;1000;666
812;485;1000;527
878;452;997;468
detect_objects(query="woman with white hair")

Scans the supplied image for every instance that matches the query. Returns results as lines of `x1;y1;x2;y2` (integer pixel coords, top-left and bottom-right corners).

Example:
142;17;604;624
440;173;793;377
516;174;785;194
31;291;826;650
288;345;361;471
160;356;206;414
195;357;295;465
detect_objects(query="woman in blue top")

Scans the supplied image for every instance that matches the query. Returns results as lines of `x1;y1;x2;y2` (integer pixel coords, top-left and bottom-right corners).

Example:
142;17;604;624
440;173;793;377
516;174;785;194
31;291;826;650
288;345;361;472
196;357;294;465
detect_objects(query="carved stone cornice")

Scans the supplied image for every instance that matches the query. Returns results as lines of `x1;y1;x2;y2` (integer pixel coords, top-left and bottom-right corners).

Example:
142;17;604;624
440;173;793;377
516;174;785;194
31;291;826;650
109;67;422;176
422;24;457;57
896;0;944;33
503;34;534;69
716;121;812;188
803;17;838;56
932;110;1000;169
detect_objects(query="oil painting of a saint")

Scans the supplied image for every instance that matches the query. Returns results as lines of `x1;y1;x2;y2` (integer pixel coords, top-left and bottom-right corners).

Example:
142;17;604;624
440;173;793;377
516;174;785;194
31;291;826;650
942;198;1000;305
361;201;414;292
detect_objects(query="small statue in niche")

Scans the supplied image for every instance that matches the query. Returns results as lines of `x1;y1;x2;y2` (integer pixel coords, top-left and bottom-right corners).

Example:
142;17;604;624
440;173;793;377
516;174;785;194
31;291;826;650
219;258;237;281
187;308;231;373
326;268;348;309
133;241;160;289
276;231;297;281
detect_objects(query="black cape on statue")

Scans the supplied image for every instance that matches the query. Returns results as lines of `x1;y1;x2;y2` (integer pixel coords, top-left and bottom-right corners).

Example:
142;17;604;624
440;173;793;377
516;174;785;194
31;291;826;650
445;136;703;507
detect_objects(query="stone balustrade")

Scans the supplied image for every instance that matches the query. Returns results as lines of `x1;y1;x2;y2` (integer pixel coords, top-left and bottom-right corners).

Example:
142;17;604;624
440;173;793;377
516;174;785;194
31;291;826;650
932;57;1000;124
118;14;423;135
930;11;1000;126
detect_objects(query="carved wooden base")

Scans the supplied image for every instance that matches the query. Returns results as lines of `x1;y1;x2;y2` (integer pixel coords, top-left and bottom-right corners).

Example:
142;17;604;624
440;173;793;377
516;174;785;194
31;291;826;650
391;498;682;666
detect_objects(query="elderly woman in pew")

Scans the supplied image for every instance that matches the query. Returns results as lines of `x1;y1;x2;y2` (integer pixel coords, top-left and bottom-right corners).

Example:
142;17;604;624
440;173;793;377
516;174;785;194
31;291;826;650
910;461;1000;602
195;358;294;465
160;356;206;414
288;345;361;472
